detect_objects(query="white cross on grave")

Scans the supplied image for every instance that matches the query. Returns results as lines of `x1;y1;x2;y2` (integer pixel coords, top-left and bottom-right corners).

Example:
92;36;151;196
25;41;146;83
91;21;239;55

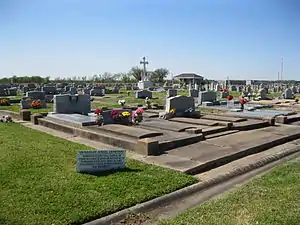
140;57;149;81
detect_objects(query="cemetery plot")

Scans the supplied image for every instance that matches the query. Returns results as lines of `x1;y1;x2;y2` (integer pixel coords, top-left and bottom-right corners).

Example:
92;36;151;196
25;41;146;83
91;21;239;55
143;124;300;174
0;123;196;225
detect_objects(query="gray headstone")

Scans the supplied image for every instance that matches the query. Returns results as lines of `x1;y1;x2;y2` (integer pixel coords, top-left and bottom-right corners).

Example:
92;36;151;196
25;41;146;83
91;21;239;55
284;88;294;99
26;91;46;100
198;91;217;104
53;94;91;114
165;95;195;115
167;89;178;98
20;97;47;109
189;90;199;98
136;90;152;99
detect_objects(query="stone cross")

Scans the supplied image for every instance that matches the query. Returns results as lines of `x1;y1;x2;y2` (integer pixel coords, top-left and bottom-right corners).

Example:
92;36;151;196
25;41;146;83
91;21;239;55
140;57;149;81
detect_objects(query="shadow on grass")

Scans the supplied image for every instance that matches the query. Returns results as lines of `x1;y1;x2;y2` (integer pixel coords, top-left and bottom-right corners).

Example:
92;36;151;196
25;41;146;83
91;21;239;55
79;167;142;176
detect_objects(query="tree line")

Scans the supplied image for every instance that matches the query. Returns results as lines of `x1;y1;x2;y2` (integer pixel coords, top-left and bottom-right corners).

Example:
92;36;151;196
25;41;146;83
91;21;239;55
0;67;170;84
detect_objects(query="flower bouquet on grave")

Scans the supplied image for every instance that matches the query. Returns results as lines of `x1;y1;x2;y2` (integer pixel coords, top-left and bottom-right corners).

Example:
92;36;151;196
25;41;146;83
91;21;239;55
0;99;10;106
132;108;144;125
118;99;126;108
94;108;103;126
239;97;247;110
221;88;228;92
110;110;131;125
31;100;41;109
145;97;152;109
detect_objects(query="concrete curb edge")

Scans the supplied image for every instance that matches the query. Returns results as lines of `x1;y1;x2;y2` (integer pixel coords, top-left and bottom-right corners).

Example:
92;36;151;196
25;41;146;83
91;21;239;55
84;145;300;225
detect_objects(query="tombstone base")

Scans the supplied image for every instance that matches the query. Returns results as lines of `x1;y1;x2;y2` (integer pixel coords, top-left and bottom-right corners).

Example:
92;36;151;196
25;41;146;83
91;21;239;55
137;80;153;90
20;110;31;121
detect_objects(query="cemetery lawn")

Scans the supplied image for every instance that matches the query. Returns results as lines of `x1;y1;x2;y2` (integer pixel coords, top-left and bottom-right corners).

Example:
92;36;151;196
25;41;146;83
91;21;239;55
0;123;197;225
159;159;300;225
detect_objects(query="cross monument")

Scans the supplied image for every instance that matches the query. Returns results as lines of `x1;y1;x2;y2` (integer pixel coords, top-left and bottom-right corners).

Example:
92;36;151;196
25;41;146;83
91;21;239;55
140;57;149;81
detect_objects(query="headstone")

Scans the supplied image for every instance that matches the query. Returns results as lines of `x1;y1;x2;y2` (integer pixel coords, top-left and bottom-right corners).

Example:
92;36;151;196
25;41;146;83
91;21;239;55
20;97;47;109
45;95;54;103
165;95;197;117
257;88;268;100
230;85;237;91
136;90;152;99
53;94;91;114
284;88;294;99
102;109;133;125
137;80;153;89
90;87;105;96
189;90;199;98
70;87;77;95
167;89;177;98
26;91;46;100
76;150;126;173
42;86;57;94
198;91;217;104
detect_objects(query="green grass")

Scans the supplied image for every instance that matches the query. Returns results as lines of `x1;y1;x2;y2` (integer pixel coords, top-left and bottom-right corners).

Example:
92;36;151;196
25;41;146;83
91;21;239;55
0;104;53;113
0;123;197;225
159;160;300;225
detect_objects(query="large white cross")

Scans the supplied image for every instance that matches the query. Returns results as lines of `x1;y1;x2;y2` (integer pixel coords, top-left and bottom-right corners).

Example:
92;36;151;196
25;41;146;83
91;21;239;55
140;57;149;81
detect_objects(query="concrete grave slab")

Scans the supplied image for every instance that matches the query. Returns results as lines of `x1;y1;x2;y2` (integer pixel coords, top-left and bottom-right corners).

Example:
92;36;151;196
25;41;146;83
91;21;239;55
169;117;219;126
47;113;97;126
201;114;247;122
141;120;204;132
99;124;163;139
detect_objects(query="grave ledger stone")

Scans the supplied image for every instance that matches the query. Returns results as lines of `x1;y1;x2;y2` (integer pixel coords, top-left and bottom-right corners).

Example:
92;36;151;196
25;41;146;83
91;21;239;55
76;150;126;173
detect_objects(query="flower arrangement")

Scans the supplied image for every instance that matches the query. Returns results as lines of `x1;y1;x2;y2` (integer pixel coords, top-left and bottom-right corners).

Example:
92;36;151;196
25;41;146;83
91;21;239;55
118;99;126;107
239;98;247;105
0;99;9;106
226;95;233;100
31;100;41;109
94;108;103;126
110;110;119;120
110;110;132;125
132;108;144;124
120;111;131;117
221;88;228;92
0;115;13;122
95;108;103;115
145;97;151;108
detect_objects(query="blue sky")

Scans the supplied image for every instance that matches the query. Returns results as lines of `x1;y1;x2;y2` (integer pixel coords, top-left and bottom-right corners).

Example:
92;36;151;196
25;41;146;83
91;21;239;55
1;0;299;80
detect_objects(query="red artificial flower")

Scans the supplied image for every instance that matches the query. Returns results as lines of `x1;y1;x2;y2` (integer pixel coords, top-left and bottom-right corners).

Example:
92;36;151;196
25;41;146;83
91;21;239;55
110;110;120;119
95;108;103;115
239;98;247;104
221;88;228;92
226;95;233;100
135;108;144;114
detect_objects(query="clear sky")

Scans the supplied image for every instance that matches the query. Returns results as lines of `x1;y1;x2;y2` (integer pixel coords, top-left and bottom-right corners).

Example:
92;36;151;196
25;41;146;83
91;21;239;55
1;0;299;80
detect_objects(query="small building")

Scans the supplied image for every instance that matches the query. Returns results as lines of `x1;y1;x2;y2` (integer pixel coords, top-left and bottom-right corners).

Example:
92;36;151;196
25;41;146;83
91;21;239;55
174;73;204;86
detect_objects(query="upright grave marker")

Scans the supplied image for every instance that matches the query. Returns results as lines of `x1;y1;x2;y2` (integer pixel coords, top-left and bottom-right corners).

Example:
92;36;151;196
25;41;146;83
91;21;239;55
76;150;126;174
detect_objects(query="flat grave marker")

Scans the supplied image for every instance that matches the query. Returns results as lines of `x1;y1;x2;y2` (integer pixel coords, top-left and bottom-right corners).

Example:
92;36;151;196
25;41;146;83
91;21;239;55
76;150;126;174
